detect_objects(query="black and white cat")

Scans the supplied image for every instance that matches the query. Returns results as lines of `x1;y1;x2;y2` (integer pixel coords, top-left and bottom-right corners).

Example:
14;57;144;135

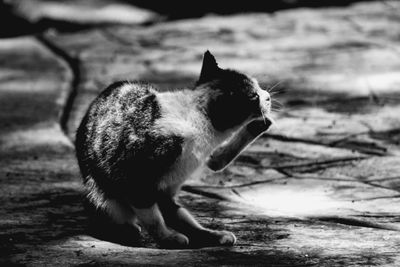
75;51;272;248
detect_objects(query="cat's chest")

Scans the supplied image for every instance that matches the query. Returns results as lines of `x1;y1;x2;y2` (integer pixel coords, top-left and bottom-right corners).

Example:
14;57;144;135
157;134;215;194
156;109;217;165
154;93;219;192
155;124;215;193
155;91;219;158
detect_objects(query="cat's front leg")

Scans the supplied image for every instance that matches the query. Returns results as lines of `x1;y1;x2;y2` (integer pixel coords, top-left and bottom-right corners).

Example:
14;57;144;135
206;118;271;171
131;204;189;248
158;197;236;247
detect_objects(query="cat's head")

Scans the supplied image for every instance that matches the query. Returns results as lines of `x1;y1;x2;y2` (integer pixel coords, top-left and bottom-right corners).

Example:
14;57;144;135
196;51;271;132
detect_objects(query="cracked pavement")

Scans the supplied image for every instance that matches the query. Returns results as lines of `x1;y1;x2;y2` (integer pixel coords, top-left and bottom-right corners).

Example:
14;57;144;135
1;1;400;266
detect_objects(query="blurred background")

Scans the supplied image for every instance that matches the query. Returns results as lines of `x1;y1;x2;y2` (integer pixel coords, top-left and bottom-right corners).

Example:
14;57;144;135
1;0;400;266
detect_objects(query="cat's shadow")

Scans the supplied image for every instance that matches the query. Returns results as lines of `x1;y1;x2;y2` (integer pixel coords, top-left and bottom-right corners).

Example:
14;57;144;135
4;187;388;265
85;208;149;248
2;187;151;248
87;221;147;247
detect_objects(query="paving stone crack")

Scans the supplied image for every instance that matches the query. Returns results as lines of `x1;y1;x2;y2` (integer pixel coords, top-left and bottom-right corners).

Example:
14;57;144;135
314;216;400;231
181;185;234;201
352;194;400;202
35;34;81;141
262;156;369;170
187;178;285;189
361;181;400;193
367;176;400;182
264;133;388;156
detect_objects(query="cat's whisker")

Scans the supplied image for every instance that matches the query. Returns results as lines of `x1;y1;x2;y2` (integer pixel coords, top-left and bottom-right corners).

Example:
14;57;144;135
272;103;284;111
272;106;283;112
259;107;267;125
261;110;267;125
269;91;282;97
272;100;283;106
269;87;285;95
267;81;283;94
260;107;276;127
267;115;278;130
271;98;283;104
266;115;278;130
267;115;276;126
272;99;284;106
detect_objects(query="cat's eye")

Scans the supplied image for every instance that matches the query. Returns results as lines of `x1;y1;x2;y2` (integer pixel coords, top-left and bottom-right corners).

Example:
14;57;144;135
249;94;259;102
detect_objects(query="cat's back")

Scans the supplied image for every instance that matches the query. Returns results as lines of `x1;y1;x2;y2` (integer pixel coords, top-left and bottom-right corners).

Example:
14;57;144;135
86;80;158;125
75;81;160;162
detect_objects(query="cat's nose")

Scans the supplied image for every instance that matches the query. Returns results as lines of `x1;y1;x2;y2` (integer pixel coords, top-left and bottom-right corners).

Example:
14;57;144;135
263;91;271;102
262;92;272;111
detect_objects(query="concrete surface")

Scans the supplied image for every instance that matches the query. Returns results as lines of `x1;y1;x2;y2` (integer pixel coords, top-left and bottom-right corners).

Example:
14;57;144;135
1;1;400;266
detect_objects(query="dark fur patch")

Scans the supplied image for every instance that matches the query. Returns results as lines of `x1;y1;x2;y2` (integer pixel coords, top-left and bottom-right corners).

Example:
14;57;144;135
205;69;260;131
76;81;184;208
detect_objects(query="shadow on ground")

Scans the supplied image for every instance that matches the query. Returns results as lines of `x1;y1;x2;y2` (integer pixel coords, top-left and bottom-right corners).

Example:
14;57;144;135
0;0;379;37
1;187;395;266
123;0;378;19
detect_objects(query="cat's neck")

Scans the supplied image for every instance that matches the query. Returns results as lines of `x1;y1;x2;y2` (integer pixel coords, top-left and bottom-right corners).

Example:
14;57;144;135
155;88;238;145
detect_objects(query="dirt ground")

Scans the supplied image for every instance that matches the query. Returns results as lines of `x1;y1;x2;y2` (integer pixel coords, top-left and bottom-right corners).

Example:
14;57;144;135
1;1;400;266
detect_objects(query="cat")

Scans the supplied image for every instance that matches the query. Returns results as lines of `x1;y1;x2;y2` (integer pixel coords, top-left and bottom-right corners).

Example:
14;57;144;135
75;51;272;248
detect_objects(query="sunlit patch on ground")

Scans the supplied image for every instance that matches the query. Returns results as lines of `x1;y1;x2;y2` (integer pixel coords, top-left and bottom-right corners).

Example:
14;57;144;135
235;178;400;219
236;181;345;217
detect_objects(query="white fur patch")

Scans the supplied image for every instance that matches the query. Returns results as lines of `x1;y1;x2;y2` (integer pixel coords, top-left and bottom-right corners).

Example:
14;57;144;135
155;90;221;155
154;89;226;192
118;83;134;96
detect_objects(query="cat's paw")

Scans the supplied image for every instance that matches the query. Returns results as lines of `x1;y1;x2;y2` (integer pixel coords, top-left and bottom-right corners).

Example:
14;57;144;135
190;229;236;247
159;232;189;249
206;155;227;172
210;230;236;246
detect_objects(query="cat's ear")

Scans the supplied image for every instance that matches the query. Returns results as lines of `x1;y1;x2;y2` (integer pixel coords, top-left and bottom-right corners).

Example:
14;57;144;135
197;50;221;85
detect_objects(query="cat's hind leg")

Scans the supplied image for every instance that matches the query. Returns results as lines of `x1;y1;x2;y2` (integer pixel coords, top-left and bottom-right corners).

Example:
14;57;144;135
103;199;141;233
85;198;143;246
158;196;236;247
131;203;189;248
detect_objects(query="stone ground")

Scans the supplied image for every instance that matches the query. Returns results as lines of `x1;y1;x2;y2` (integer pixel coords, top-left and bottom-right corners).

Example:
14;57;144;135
1;1;400;266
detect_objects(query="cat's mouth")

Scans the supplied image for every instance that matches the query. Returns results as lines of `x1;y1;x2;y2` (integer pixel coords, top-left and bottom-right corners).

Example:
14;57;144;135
263;113;275;126
258;103;273;127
